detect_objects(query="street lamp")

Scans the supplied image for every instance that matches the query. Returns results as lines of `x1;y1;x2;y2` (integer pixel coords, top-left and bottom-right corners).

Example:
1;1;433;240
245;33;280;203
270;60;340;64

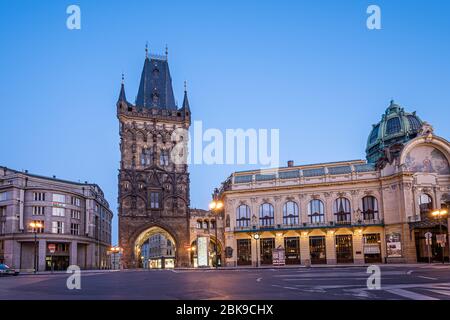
432;209;448;264
253;233;260;268
209;199;224;269
29;221;43;274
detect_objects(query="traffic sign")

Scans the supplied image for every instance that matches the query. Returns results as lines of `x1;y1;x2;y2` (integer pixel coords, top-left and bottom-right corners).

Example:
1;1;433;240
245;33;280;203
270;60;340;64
48;244;56;254
425;232;432;240
436;234;447;247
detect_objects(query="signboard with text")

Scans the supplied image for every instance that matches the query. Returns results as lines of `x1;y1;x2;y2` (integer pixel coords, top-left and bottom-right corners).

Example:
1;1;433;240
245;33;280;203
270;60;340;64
197;237;208;267
386;233;402;257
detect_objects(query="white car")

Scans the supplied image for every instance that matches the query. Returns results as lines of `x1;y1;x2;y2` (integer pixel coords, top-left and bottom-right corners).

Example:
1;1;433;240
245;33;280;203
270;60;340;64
0;264;19;276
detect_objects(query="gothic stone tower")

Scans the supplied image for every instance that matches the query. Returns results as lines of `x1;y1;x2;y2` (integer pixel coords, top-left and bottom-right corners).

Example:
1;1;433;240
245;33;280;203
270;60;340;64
117;49;191;268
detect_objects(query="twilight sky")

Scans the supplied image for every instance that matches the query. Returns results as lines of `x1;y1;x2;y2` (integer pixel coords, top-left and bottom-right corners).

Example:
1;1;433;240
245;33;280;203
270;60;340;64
1;0;449;243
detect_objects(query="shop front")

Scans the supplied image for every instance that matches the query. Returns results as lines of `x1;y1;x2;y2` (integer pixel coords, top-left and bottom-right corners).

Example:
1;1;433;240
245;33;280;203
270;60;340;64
45;243;70;271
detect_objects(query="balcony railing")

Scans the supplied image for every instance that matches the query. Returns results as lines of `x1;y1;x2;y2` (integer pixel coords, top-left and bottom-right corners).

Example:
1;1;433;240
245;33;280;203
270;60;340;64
233;219;384;232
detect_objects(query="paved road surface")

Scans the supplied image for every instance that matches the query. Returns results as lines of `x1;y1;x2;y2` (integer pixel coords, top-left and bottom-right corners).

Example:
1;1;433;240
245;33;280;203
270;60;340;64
1;265;450;300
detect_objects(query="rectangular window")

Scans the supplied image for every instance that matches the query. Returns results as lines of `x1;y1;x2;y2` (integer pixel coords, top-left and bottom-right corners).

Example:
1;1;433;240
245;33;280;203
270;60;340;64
71;196;81;207
160;150;169;166
52;193;65;203
32;206;45;215
33;192;45;201
150;192;160;209
0;221;5;235
52;221;64;234
0;192;10;202
52;207;65;217
71;210;81;219
70;223;80;235
0;206;6;217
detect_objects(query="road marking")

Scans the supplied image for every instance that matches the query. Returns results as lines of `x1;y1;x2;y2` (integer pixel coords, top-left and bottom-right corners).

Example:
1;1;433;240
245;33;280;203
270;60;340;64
418;276;438;280
256;277;263;282
407;270;413;275
385;288;438;300
425;289;450;297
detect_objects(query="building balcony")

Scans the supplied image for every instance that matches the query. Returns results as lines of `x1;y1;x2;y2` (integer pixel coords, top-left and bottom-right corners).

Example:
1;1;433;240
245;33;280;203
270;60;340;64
233;219;384;233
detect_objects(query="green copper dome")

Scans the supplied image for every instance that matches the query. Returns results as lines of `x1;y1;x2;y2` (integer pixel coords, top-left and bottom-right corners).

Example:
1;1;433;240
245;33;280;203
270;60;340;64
366;100;424;163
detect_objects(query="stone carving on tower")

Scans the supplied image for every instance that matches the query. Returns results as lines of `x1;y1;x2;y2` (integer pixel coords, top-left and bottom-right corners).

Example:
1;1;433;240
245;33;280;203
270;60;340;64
117;47;192;268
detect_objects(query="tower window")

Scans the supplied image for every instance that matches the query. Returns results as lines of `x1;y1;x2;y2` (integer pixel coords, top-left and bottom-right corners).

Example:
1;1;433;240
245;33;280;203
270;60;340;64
150;192;160;209
160;150;170;166
140;148;153;166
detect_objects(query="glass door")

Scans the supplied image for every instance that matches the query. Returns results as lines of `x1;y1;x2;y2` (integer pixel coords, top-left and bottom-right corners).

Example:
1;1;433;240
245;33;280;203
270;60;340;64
237;239;252;266
260;238;275;265
309;236;326;264
336;234;353;263
284;237;300;265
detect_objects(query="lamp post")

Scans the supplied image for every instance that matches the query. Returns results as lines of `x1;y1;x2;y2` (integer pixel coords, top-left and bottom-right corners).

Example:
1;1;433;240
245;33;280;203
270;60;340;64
29;222;43;274
253;233;260;267
209;199;223;269
432;209;448;264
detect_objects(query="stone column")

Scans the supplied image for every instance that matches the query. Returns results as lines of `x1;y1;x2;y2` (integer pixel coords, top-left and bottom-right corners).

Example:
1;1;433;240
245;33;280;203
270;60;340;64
300;233;310;265
326;232;336;264
252;237;258;267
70;241;78;267
353;232;364;264
38;239;46;271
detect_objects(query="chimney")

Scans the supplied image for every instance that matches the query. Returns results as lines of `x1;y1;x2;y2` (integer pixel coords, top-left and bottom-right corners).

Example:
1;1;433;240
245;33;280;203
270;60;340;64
287;160;294;167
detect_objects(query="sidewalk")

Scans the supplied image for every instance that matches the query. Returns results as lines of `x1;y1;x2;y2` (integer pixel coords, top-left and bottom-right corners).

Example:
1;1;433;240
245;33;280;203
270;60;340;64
16;269;121;276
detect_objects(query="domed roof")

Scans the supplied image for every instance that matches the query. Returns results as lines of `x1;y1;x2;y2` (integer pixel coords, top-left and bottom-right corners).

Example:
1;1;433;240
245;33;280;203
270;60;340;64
366;100;424;163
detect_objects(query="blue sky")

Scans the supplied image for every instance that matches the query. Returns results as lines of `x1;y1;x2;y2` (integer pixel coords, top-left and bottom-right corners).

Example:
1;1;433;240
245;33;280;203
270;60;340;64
1;0;449;243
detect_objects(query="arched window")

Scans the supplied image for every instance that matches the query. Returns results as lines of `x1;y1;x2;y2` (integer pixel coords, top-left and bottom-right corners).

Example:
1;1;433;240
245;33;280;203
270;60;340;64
203;220;209;229
236;205;251;227
334;198;351;223
419;194;433;219
196;220;202;229
259;203;274;226
283;201;299;225
362;196;379;220
308;200;325;223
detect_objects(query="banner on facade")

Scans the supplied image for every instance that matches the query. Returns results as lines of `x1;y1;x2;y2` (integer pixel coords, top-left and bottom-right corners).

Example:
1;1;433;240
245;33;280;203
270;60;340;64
436;234;447;247
386;233;402;257
272;246;285;266
197;237;208;267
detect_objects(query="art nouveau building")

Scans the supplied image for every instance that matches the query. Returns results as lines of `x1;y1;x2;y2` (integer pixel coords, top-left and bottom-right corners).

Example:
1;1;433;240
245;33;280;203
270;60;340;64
218;101;450;266
0;167;113;271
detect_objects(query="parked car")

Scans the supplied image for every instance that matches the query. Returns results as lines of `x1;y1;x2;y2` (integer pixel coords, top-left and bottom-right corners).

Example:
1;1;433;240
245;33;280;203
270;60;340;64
0;264;19;276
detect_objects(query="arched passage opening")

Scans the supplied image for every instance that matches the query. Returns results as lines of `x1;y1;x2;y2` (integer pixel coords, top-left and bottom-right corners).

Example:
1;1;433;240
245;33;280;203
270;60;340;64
134;226;177;269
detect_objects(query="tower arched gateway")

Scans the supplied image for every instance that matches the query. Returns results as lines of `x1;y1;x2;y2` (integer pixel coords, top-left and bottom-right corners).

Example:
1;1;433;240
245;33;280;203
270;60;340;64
117;48;191;268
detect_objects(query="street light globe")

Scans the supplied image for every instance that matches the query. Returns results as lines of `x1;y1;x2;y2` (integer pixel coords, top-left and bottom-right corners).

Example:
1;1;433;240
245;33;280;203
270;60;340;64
216;201;224;210
209;201;217;210
253;233;260;240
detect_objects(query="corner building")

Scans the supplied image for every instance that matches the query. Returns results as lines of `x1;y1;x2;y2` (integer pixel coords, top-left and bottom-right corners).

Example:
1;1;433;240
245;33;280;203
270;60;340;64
0;167;113;270
219;101;450;266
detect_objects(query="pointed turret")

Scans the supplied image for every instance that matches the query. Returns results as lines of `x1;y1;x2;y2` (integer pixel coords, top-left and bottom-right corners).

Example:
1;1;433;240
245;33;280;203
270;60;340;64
135;45;177;110
180;81;190;112
118;73;127;102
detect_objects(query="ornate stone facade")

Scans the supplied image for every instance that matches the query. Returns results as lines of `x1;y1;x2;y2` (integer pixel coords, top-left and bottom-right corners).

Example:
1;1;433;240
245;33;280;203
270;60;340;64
218;102;450;266
117;51;191;268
